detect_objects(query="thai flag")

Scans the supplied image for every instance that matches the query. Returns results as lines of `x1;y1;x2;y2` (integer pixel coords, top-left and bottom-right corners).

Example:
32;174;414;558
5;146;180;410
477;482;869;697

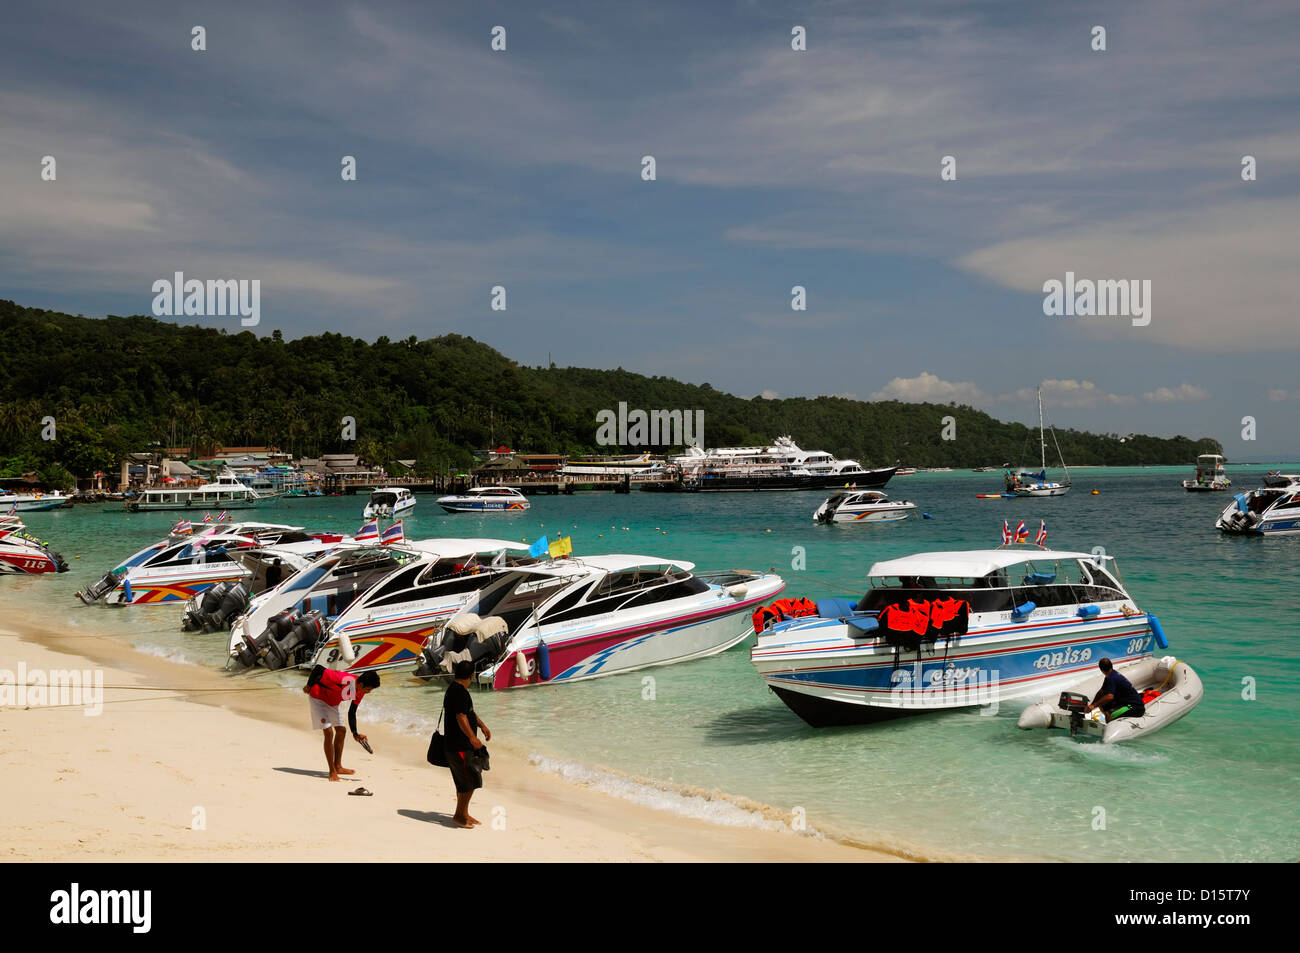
380;520;404;545
6;502;16;516
203;512;212;522
1014;521;1028;543
217;510;228;522
1001;520;1011;545
1035;520;1047;546
172;520;193;535
355;519;380;542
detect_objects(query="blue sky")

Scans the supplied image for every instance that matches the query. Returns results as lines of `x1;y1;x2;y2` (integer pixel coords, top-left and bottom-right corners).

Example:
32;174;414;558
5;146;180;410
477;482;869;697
3;0;1298;455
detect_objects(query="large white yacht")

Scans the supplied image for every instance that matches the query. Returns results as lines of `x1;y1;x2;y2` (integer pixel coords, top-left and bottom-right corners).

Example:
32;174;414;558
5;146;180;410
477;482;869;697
645;436;896;491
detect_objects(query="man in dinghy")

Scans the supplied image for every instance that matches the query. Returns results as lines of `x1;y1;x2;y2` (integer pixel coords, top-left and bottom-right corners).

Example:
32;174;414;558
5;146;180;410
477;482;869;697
303;666;381;781
1085;658;1145;721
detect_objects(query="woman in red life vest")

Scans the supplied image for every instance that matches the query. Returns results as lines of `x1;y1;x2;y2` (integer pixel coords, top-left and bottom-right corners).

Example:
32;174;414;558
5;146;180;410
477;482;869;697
304;666;381;781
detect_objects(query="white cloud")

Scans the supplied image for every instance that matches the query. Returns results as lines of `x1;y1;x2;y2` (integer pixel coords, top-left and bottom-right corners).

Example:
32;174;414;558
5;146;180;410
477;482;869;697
956;199;1300;350
871;372;991;405
1143;384;1210;403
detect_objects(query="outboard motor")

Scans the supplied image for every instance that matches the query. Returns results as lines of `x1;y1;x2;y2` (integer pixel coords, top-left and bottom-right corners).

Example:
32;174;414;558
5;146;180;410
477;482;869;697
184;581;231;631
263;609;326;670
76;569;122;604
207;581;249;631
233;608;301;668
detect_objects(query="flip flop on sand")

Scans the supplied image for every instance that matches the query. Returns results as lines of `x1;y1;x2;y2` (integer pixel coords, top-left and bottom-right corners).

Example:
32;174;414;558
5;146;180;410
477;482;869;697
348;787;373;797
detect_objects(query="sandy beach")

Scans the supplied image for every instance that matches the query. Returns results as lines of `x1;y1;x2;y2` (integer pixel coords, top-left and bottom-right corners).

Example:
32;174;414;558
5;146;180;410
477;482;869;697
0;613;903;863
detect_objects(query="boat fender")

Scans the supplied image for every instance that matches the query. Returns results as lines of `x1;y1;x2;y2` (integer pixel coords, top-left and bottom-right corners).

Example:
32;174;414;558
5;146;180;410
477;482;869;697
123;579;133;603
922;513;934;520
725;584;749;599
1011;600;1036;619
537;640;551;681
514;650;529;681
1149;614;1169;649
337;627;356;663
1076;605;1100;619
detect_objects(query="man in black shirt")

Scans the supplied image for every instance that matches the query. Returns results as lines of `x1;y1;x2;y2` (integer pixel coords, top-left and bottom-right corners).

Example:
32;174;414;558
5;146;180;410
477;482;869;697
443;659;491;828
1087;657;1145;720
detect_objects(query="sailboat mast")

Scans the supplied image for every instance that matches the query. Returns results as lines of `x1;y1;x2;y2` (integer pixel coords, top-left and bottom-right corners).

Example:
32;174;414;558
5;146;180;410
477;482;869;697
1038;387;1046;471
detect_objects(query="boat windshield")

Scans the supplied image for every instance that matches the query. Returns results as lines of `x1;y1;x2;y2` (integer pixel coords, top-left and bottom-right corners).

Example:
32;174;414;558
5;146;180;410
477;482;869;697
861;558;1127;613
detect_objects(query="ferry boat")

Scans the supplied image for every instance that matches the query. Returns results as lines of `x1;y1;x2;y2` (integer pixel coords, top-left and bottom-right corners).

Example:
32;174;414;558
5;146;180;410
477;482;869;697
363;487;417;519
750;546;1165;726
1216;482;1300;536
1004;389;1071;497
1182;454;1231;491
0;516;68;574
126;472;262;512
435;486;530;513
643;436;896;492
0;490;71;512
813;490;916;523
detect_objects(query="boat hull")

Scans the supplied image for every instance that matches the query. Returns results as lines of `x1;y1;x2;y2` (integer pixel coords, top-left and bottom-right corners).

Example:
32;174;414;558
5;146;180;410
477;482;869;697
753;610;1155;727
436;500;529;513
818;504;915;523
490;581;785;689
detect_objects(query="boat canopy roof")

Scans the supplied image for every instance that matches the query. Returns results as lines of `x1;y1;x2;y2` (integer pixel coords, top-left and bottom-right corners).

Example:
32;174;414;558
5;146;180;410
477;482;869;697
404;538;530;558
868;548;1109;579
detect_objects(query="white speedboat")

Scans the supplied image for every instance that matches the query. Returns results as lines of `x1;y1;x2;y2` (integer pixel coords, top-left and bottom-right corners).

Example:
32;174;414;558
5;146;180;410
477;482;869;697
813;490;915;523
1182;454;1231;491
1017;655;1202;743
415;557;786;689
1216;482;1300;536
363;487;417;519
436;486;530;513
1004;388;1071;497
751;546;1164;726
126;471;262;512
0;516;68;574
0;490;70;512
74;523;325;605
228;539;532;670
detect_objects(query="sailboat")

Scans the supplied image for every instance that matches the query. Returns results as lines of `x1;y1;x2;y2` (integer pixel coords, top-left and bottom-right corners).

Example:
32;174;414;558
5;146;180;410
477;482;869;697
1003;387;1071;497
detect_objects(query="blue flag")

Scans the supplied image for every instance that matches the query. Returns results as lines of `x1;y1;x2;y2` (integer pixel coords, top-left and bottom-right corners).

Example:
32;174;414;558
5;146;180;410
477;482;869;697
528;535;549;558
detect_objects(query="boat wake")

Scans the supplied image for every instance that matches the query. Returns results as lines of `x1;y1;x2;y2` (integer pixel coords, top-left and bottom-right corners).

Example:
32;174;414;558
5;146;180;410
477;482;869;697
1045;734;1171;765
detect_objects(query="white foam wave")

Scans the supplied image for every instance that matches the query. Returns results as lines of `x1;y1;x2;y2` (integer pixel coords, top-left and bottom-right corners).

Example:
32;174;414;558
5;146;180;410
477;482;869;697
528;753;821;835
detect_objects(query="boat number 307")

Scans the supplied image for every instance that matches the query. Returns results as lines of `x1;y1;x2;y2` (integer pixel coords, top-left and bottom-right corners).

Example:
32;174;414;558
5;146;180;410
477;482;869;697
1126;636;1153;655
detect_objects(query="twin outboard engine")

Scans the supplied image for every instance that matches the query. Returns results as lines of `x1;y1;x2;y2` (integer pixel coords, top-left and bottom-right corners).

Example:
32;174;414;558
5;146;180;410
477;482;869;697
182;580;250;632
233;608;324;670
414;614;512;679
76;569;122;604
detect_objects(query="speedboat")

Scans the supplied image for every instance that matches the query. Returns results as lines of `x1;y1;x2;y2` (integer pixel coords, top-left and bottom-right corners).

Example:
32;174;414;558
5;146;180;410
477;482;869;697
436;486;530;513
1216;482;1300;536
228;538;529;670
751;546;1165;726
75;523;323;605
363;487;417;519
813;490;916;523
414;556;786;688
0;491;71;512
1017;655;1202;743
1182;454;1231;491
179;540;347;632
1262;470;1300;488
0;516;68;574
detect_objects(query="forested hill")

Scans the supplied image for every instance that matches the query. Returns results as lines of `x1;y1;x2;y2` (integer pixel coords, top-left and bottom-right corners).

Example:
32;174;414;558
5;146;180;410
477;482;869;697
0;299;1222;482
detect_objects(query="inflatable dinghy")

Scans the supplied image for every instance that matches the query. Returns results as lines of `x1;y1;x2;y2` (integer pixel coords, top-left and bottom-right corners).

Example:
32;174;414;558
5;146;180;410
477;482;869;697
1017;656;1202;743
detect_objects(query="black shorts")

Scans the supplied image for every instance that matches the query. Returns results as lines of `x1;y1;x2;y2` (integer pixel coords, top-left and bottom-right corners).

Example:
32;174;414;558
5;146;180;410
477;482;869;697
446;747;483;793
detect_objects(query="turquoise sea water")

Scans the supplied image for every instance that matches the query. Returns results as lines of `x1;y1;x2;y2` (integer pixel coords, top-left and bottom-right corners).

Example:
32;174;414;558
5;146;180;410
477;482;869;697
4;467;1298;861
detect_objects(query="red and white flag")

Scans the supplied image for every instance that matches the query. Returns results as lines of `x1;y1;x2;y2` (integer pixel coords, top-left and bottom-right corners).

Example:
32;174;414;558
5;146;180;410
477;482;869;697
355;519;380;542
1035;520;1047;546
380;520;404;545
1001;520;1012;545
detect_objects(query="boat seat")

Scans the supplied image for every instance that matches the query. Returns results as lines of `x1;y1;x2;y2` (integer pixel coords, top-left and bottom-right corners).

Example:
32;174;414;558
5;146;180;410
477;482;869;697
817;597;859;619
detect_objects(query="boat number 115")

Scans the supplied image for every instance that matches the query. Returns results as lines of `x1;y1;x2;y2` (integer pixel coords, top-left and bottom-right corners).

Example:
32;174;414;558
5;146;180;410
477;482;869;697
1126;636;1153;655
